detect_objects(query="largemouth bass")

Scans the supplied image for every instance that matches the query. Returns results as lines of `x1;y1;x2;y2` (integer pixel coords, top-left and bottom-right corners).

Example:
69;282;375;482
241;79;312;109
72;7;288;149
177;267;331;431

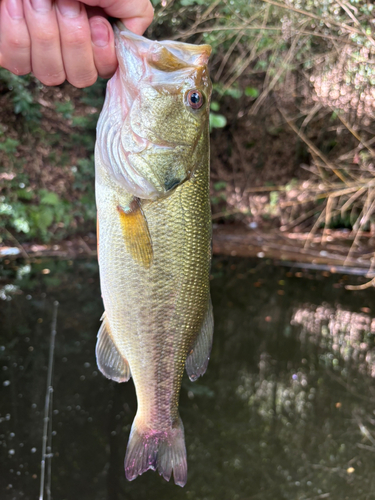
95;24;213;487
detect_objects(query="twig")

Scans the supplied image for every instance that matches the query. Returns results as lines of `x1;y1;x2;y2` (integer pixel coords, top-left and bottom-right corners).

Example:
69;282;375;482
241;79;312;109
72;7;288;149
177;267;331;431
251;30;305;114
175;0;222;40
212;209;250;219
2;228;30;261
323;195;335;243
215;30;245;80
345;189;375;265
336;113;375;158
277;106;348;184
340;187;367;216
176;25;362;48
39;301;59;500
259;0;375;45
346;277;375;290
280;206;319;232
304;207;326;249
78;236;94;256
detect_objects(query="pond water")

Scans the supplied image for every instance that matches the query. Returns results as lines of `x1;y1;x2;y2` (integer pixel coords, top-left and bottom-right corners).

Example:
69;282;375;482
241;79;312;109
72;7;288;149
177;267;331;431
1;257;375;500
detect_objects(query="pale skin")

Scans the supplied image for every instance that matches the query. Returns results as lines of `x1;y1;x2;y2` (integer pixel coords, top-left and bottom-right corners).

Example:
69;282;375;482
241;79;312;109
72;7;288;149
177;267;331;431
0;0;154;87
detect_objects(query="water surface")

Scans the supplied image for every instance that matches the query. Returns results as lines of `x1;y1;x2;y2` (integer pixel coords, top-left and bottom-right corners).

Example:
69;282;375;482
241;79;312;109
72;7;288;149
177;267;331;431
1;257;375;500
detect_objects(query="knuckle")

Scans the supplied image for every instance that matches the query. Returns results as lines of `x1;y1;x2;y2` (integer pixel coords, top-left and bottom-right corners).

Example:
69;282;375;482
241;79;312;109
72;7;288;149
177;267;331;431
97;68;115;80
69;71;97;88
63;28;89;49
0;56;31;75
146;2;155;16
32;31;57;49
96;61;116;80
12;66;30;76
7;35;31;51
38;72;66;86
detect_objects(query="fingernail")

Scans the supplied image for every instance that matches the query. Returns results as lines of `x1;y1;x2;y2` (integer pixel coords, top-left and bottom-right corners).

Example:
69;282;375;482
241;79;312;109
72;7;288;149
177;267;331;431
30;0;51;13
57;0;80;18
91;20;109;48
7;0;24;19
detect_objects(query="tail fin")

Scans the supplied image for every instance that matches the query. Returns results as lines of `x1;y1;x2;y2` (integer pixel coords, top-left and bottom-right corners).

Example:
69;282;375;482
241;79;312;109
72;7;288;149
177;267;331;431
124;416;187;487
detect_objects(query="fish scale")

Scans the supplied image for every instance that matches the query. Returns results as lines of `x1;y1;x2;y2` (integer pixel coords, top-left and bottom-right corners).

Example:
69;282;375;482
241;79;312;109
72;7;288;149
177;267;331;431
95;25;213;487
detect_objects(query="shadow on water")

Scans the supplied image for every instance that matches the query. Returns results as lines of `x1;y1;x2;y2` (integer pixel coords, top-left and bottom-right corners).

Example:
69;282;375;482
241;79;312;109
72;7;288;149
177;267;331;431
1;257;375;499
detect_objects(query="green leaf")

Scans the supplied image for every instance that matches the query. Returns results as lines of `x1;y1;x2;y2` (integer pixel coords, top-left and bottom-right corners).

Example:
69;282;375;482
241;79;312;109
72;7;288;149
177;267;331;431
224;87;242;99
17;189;33;201
209;113;227;130
30;206;54;233
214;181;227;191
180;0;205;5
0;138;20;154
245;87;259;98
13;217;30;234
210;101;220;112
39;190;60;206
55;101;75;119
0;202;13;215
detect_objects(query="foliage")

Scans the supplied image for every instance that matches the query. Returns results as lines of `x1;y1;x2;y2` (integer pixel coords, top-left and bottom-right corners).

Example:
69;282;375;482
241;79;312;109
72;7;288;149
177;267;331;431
0;73;105;242
0;69;41;121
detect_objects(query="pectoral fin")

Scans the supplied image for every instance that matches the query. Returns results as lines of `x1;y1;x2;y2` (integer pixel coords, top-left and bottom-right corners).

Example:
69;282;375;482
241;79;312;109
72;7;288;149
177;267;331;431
185;297;214;382
96;312;131;383
117;198;153;268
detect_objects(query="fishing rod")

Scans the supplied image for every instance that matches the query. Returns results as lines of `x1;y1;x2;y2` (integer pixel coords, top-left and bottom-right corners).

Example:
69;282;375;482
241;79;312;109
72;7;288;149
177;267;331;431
39;300;59;500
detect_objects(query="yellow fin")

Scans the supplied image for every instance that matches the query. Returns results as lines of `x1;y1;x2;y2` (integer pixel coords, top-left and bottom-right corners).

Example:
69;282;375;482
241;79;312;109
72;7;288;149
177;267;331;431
117;198;153;268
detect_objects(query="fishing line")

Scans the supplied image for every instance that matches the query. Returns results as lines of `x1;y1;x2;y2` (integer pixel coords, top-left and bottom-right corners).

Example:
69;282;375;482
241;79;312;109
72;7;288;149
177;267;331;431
39;300;59;500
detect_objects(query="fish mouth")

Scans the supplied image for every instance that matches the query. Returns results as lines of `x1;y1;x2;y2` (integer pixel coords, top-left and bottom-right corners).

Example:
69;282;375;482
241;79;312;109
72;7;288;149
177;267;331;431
114;23;212;70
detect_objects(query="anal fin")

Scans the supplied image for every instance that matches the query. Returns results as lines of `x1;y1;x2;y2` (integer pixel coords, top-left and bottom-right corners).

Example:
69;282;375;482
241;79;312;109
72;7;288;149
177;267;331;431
117;198;153;268
185;296;214;382
96;312;131;383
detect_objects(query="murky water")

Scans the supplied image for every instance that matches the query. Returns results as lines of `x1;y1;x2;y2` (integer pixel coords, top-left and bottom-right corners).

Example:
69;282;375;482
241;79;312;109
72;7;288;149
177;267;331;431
1;257;375;500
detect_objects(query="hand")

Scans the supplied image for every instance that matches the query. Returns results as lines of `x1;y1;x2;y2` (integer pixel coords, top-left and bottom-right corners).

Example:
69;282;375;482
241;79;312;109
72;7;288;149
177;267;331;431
0;0;154;87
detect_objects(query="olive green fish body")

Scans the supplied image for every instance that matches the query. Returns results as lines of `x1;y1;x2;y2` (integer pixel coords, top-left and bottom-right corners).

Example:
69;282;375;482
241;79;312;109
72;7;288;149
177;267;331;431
95;26;212;487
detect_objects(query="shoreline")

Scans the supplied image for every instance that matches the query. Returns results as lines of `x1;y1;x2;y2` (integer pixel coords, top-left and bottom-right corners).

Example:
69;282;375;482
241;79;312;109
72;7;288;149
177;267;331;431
1;225;374;277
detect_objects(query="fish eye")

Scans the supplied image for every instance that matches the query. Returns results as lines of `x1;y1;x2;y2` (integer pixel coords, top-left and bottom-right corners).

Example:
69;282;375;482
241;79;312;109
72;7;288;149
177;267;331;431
187;89;204;110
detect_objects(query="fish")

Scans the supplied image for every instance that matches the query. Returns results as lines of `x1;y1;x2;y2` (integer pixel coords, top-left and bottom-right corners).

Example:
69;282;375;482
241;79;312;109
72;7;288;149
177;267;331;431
94;24;213;487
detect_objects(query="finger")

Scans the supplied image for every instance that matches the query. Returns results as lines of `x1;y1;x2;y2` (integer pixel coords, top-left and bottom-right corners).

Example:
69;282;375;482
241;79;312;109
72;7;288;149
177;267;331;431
121;1;154;36
80;0;154;35
23;0;65;86
56;0;97;88
89;16;117;79
0;0;31;75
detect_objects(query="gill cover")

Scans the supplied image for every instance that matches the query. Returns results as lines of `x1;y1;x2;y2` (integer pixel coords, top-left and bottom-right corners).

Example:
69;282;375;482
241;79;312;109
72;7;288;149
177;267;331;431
96;25;212;200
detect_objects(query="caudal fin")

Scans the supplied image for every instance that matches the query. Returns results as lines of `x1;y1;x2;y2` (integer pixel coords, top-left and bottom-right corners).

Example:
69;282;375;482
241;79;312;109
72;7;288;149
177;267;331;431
124;417;187;487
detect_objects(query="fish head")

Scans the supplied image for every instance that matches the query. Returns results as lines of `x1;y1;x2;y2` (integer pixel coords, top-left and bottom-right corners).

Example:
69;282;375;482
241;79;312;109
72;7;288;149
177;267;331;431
96;26;212;200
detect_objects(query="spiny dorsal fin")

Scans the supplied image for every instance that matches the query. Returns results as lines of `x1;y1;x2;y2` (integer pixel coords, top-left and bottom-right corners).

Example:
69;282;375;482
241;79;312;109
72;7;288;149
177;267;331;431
117;198;153;268
96;312;131;383
185;297;214;382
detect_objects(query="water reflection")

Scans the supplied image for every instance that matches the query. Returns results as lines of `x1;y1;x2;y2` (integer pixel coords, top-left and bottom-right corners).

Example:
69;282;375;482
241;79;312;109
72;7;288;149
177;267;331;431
1;258;375;499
